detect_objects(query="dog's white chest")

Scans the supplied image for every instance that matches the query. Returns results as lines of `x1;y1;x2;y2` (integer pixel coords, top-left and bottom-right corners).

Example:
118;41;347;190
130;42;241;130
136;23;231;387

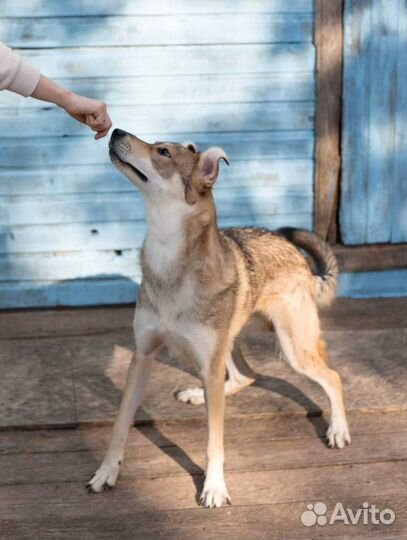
145;274;199;361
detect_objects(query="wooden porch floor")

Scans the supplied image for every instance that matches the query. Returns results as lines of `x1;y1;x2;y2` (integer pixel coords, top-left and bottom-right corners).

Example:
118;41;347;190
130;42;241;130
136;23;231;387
0;298;406;539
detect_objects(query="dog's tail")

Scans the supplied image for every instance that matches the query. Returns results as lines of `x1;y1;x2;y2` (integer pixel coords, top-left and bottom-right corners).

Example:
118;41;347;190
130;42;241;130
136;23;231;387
277;227;338;307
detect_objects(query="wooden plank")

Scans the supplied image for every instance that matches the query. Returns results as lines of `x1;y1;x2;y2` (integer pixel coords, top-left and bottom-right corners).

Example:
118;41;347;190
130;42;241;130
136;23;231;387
0;462;404;514
0;214;313;255
0;298;402;339
0;73;315;109
0;278;139;309
391;0;407;243
2;0;314;17
2;410;405;454
340;0;372;244
25;328;407;424
14;44;315;78
0;341;77;429
314;0;343;240
334;243;407;272
1;430;406;485
0;131;315;167
0;101;315;138
0;250;141;282
338;270;407;298
340;0;407;245
3;14;313;48
0;306;135;340
320;298;406;331
365;0;400;243
0;159;314;196
1;498;405;540
0;186;312;226
0;323;405;425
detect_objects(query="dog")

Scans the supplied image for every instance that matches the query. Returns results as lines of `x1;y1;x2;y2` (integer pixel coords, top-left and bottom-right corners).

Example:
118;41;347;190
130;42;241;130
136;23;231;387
87;128;351;507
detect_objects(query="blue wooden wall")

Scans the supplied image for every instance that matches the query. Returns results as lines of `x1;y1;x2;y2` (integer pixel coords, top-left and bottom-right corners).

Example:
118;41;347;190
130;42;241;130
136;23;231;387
0;0;317;307
0;1;404;308
341;0;407;244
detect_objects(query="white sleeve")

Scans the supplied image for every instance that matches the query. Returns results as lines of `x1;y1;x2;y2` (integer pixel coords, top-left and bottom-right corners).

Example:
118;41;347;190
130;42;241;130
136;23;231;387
0;42;41;97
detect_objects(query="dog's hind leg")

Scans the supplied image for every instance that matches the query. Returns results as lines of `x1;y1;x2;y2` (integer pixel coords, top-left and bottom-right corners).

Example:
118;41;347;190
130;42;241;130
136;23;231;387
264;291;351;449
175;341;256;405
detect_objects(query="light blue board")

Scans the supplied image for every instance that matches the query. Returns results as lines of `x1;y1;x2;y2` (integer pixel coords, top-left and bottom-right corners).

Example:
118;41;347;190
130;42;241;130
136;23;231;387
2;0;314;17
0;214;313;255
3;14;313;47
0;188;313;227
392;2;407;243
0;160;314;196
0;132;315;167
0;3;318;308
0;278;140;308
341;0;407;244
13;44;315;78
0;73;315;109
0;101;315;137
338;270;407;298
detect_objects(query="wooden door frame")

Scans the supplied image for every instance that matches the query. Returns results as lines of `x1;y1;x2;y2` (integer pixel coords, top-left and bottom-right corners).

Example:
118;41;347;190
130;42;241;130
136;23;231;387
314;0;406;272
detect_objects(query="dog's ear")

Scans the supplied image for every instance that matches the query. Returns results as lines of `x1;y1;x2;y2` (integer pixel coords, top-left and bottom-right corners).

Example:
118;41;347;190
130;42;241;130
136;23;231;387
193;147;230;191
182;141;198;153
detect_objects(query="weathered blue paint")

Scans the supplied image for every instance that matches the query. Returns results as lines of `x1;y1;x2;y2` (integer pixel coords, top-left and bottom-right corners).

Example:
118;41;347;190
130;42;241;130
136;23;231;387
0;2;316;307
341;0;407;244
2;0;315;17
3;13;313;47
14;44;316;78
0;132;315;168
0;188;313;226
0;102;316;137
339;270;407;298
0;279;140;309
0;73;316;109
0;214;313;255
0;160;314;196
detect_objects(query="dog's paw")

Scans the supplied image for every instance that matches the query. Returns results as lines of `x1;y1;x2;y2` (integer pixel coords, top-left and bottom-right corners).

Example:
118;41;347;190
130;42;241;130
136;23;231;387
326;421;351;449
86;460;121;493
175;387;205;405
200;480;231;508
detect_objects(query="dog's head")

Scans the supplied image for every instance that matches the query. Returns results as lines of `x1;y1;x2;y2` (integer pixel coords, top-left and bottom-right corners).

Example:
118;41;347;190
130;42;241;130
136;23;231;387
109;129;229;205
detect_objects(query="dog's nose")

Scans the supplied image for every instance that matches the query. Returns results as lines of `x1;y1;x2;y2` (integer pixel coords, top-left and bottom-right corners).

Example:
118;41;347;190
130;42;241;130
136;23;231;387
112;128;128;139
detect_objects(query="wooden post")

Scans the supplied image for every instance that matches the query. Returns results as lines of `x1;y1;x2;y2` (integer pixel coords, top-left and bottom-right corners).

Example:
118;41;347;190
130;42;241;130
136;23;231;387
314;0;344;241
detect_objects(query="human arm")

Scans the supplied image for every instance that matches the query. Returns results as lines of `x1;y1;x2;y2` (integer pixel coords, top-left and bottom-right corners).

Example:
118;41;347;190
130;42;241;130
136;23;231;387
31;75;112;140
0;42;112;139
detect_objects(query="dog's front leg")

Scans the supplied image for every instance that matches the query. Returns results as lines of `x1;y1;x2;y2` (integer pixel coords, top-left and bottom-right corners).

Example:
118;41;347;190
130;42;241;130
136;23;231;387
200;354;230;508
87;347;155;493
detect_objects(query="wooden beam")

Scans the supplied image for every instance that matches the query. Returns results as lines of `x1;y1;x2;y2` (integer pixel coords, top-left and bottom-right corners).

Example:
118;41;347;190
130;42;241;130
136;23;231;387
334;243;407;272
314;0;344;240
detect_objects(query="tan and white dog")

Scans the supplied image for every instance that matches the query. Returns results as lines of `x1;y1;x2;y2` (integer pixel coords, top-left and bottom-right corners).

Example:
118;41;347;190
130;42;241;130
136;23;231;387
87;128;351;507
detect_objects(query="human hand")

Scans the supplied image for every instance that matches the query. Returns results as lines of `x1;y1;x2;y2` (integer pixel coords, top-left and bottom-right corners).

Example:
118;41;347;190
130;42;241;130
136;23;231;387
62;92;112;139
31;76;113;139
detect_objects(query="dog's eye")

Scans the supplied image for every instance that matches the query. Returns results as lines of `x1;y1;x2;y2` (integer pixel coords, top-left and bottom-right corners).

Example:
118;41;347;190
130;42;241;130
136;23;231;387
158;147;171;158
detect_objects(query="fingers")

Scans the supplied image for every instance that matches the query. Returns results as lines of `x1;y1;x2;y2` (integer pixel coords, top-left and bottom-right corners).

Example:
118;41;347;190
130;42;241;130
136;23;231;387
63;93;113;138
94;127;110;140
84;101;112;138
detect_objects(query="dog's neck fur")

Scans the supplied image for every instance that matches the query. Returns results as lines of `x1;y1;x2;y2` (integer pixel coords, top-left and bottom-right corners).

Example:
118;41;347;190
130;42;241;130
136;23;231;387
143;198;188;278
142;193;228;286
